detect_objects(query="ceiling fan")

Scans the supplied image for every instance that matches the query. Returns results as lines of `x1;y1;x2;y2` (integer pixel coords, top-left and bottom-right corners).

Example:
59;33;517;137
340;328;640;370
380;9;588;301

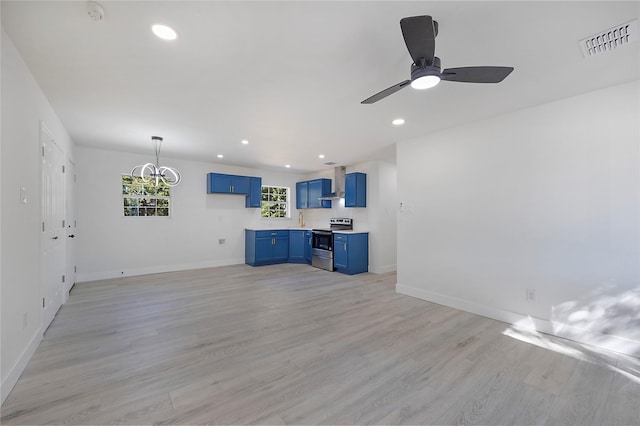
361;15;514;104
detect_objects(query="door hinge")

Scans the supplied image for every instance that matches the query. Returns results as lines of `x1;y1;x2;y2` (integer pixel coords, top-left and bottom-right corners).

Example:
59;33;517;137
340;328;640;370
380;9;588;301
62;275;65;283
62;219;65;228
43;298;45;308
74;220;77;228
42;222;45;232
41;146;45;156
62;165;65;173
74;265;77;273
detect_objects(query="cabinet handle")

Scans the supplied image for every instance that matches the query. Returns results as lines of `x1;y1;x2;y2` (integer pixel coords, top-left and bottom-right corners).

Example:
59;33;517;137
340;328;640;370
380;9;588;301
344;243;347;251
231;185;234;192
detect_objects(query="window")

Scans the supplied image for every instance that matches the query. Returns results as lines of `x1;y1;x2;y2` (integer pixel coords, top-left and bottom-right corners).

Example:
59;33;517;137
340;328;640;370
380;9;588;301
261;186;289;218
122;174;171;217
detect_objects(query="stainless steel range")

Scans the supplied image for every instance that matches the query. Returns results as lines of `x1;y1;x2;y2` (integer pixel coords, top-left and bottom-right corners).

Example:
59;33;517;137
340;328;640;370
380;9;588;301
311;218;353;271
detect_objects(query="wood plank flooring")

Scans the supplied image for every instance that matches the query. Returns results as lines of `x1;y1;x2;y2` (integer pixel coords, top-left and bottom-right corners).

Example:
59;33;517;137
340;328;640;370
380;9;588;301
2;264;639;425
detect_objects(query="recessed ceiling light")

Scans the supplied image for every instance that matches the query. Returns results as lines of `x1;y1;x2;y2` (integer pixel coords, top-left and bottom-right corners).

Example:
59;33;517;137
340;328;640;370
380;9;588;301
285;164;291;168
241;140;249;145
217;154;223;158
318;154;325;159
392;118;405;126
152;24;177;41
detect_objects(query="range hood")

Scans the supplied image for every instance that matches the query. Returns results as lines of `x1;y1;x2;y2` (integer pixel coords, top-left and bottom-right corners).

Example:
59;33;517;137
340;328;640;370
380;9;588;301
318;166;345;200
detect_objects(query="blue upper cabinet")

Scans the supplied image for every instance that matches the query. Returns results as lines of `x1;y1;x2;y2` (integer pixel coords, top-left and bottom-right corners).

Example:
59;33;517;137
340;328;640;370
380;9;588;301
296;178;332;209
232;176;250;194
345;172;366;207
245;177;262;208
207;173;251;194
207;173;261;208
296;182;308;209
208;173;232;193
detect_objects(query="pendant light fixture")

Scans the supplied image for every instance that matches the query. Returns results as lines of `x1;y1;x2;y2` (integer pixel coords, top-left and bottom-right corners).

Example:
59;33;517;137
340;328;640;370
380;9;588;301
131;136;181;186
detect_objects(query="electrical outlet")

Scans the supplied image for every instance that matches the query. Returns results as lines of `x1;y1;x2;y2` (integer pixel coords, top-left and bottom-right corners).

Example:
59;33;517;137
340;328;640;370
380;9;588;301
218;238;226;245
526;288;536;301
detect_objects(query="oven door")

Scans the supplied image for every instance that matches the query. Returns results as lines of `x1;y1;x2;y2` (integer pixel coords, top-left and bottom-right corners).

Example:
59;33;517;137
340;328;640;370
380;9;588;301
311;230;334;271
312;231;333;251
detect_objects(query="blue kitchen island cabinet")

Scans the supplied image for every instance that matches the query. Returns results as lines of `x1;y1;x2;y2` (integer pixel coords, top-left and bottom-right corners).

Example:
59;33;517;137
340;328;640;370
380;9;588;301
245;230;289;266
288;230;308;264
345;172;366;207
296;178;332;209
333;232;368;275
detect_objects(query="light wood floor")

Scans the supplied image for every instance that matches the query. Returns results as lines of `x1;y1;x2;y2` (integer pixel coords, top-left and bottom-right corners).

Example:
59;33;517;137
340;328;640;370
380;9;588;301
2;264;639;425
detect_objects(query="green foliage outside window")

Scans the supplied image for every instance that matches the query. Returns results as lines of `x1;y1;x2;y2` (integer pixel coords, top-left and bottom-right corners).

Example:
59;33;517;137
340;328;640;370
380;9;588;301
261;186;289;218
122;175;171;217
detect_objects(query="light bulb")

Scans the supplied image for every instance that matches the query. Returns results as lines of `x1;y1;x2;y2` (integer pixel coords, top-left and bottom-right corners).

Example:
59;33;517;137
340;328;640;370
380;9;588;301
411;75;440;90
152;24;177;40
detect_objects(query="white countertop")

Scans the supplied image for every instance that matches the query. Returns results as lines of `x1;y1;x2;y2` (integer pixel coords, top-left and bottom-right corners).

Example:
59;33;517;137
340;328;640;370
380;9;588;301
245;227;313;231
245;227;367;234
332;230;368;234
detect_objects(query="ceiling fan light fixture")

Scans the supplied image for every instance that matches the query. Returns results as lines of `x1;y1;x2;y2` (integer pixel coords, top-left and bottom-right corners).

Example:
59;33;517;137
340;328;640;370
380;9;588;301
411;75;440;90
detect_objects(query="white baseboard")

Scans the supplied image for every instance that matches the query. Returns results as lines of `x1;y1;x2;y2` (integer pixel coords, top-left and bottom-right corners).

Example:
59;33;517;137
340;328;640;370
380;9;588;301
369;263;397;274
76;258;246;283
396;283;640;358
1;327;42;404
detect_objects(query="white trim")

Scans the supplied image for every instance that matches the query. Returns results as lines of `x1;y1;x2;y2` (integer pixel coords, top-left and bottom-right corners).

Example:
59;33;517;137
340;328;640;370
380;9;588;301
1;327;43;404
396;283;640;358
369;263;397;274
76;257;246;282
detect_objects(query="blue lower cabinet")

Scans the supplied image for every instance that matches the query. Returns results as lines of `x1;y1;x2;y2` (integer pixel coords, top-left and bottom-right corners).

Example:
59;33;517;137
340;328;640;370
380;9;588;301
246;229;366;272
304;231;312;264
245;230;289;266
288;230;307;263
333;233;368;275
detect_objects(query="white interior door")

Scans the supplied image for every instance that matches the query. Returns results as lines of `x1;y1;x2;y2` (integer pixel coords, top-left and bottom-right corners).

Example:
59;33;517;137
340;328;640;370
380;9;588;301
41;125;66;331
65;159;76;301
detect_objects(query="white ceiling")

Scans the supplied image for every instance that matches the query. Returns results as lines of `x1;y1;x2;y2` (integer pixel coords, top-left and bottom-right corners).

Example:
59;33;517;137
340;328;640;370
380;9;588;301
2;1;639;172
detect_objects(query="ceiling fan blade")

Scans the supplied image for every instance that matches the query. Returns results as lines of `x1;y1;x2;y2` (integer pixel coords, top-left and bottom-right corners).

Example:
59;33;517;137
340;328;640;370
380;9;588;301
441;66;514;83
361;80;411;104
400;16;436;65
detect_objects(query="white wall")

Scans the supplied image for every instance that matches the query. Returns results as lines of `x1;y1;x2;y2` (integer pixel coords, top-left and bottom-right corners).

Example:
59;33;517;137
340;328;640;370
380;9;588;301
302;160;397;273
76;151;398;281
75;146;306;281
1;29;75;402
397;80;640;356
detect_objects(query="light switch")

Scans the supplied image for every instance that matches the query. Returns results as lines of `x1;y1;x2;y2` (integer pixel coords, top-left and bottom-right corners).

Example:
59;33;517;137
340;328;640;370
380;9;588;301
20;186;28;204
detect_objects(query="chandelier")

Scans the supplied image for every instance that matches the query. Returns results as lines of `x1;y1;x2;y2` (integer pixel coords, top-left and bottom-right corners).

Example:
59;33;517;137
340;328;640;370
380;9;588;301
131;136;181;186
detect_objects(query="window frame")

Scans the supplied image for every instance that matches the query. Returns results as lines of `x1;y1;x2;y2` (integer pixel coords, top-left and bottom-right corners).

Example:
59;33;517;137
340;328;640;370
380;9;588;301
260;185;290;219
121;174;172;218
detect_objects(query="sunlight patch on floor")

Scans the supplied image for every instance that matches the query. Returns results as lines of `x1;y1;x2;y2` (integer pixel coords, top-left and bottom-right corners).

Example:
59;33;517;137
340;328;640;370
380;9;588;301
503;316;640;384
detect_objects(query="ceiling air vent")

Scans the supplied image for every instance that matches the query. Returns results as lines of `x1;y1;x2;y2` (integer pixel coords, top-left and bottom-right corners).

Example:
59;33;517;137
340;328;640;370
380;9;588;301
579;19;638;58
324;161;336;165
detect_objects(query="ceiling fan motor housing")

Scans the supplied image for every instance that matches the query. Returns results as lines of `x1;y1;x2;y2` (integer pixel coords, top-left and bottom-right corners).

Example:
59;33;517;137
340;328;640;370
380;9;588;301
411;56;441;81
